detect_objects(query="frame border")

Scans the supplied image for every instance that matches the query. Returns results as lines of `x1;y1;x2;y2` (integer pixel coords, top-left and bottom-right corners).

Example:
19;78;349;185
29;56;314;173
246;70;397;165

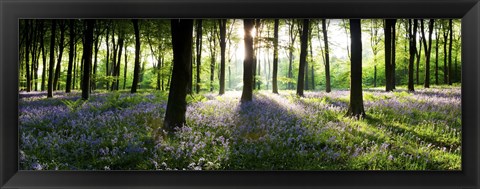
1;0;479;188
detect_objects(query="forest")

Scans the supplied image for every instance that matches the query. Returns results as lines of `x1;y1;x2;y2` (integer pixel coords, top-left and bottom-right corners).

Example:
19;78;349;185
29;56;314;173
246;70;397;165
19;19;461;170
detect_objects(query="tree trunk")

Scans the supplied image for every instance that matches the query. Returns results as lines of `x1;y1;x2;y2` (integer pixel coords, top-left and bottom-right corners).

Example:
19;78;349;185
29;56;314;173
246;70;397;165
408;19;417;92
195;19;202;94
105;24;110;89
164;19;193;132
322;19;331;93
448;19;453;85
385;19;393;91
66;20;75;93
391;19;397;89
416;34;422;85
82;20;94;100
272;19;279;94
40;21;47;91
47;20;56;98
296;19;309;96
25;20;32;92
93;28;100;91
435;23;439;85
123;44;128;90
241;19;255;102
131;19;141;93
421;19;434;88
219;19;227;95
443;21;448;84
53;21;65;91
346;19;366;118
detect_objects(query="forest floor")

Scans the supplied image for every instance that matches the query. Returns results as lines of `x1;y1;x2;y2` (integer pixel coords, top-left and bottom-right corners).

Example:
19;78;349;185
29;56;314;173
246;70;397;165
19;85;461;170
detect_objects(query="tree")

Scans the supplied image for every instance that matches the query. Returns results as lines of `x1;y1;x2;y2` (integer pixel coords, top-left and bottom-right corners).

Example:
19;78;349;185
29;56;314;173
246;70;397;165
241;19;255;102
384;19;394;91
131;19;141;93
164;19;193;132
370;19;381;88
25;20;32;92
448;19;453;85
442;20;448;84
195;19;203;94
421;19;434;88
408;19;417;92
47;20;57;98
219;19;227;95
40;21;47;91
346;19;366;118
66;20;75;93
321;19;331;92
434;21;440;85
296;19;309;97
82;20;95;100
53;21;66;91
272;19;279;94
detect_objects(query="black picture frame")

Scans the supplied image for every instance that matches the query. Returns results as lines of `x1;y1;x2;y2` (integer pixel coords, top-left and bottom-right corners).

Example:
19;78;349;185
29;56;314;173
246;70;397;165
1;0;479;188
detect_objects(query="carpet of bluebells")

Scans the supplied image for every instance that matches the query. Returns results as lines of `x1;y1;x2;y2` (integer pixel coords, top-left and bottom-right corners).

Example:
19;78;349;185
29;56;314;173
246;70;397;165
19;86;461;170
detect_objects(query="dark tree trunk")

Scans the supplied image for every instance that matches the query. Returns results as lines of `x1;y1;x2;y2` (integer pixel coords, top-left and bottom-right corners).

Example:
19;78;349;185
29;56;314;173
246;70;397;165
131;19;141;93
47;20;56;98
408;19;417;92
66;20;75;93
93;27;100;91
40;21;47;91
53;21;65;91
209;21;217;92
416;34;422;85
164;19;193;132
385;19;393;91
443;21;448;84
448;19;453;85
435;23;439;85
322;19;331;93
304;23;310;91
82;20;95;100
272;19;279;94
219;19;227;95
296;19;309;96
115;37;124;90
25;20;32;92
346;19;366;118
421;19;434;88
252;19;261;90
123;44;128;90
392;19;397;89
195;19;202;94
241;19;255;102
105;24;110;89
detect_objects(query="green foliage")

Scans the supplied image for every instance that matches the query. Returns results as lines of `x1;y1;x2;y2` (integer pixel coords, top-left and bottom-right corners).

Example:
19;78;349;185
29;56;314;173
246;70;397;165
61;98;86;112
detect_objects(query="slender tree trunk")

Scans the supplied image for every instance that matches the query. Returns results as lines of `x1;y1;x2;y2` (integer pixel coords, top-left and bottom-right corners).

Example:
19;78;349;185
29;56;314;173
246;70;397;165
93;29;100;91
25;20;32;92
123;44;128;90
241;19;255;102
448;19;453;85
105;25;110;89
421;19;434;88
272;19;279;94
115;37;124;90
443;21;448;84
219;19;227;95
408;19;417;92
40;21;47;91
47;20;57;98
416;34;422;85
385;19;393;91
296;19;309;96
435;23;439;85
82;20;95;100
322;19;331;93
131;19;141;93
392;19;396;89
164;19;193;132
66;20;75;93
346;19;365;118
195;19;202;94
53;22;65;91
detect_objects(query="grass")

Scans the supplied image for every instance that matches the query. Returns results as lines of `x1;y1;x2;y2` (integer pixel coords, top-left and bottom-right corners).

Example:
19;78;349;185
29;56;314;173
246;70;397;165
19;85;461;170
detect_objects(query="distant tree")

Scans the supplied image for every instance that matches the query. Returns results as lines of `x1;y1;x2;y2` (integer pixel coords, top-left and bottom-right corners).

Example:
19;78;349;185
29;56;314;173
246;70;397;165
272;19;279;94
346;19;366;118
442;20;448;84
321;19;331;92
286;19;298;90
131;19;141;93
219;19;227;95
296;19;309;97
415;24;422;85
66;20;75;93
82;19;95;100
47;20;57;98
408;19;417;92
434;21;440;85
25;20;32;92
370;19;381;88
164;19;193;132
195;19;203;94
241;19;255;102
421;19;434;88
40;21;47;91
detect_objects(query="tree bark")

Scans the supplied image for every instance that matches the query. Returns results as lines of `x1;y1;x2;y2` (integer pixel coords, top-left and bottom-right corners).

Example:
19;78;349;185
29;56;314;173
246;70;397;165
40;21;47;91
53;21;65;91
421;19;434;88
164;19;193;132
241;19;255;102
448;19;453;85
219;19;227;95
82;20;94;100
435;23;440;85
131;19;141;93
25;20;32;92
66;20;75;93
385;19;393;91
47;20;56;98
296;19;309;97
272;19;279;94
346;19;366;118
195;19;202;94
322;19;331;93
408;19;417;92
